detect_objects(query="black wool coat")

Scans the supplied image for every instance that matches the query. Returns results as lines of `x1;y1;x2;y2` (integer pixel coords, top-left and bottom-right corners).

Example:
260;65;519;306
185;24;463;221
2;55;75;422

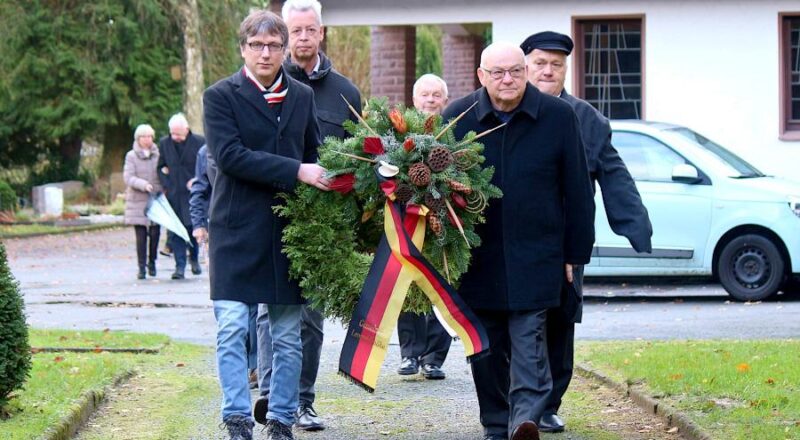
558;91;652;323
157;132;205;226
203;68;321;305
442;84;595;311
284;51;362;140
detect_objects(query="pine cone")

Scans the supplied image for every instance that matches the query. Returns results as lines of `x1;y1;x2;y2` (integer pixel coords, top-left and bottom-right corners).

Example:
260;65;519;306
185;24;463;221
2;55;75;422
447;179;473;194
408;163;431;187
394;184;415;203
424;192;445;213
428;215;443;236
423;114;437;134
427;146;454;172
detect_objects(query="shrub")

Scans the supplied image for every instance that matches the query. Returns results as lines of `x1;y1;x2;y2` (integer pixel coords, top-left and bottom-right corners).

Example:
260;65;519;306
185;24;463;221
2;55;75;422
0;180;17;213
107;193;125;216
0;242;31;414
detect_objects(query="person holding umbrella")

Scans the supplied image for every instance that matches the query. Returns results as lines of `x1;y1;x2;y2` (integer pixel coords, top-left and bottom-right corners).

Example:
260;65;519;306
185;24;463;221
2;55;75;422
123;124;162;279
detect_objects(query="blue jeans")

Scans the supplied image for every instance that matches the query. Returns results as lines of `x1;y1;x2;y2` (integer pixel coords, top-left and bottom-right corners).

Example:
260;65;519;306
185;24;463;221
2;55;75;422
213;300;260;422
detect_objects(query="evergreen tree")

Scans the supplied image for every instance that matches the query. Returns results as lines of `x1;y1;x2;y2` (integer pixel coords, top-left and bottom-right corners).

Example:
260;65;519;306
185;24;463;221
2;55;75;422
416;25;443;78
0;242;31;414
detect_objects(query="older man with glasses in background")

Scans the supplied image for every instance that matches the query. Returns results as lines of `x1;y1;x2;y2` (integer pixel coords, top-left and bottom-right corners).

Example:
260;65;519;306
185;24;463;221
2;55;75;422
252;0;362;433
203;9;328;440
441;42;595;440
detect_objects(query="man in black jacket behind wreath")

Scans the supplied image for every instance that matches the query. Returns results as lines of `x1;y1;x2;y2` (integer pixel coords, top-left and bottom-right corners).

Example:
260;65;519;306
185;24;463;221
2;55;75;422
442;42;595;440
253;0;362;433
521;31;652;433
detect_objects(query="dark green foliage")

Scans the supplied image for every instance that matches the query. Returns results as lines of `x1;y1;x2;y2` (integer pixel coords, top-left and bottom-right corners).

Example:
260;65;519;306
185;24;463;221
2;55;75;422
0;181;17;213
0;0;184;182
0;242;31;413
0;0;252;181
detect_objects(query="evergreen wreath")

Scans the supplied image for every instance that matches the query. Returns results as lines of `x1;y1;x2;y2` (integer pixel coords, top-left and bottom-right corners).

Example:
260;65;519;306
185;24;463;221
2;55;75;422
277;97;503;322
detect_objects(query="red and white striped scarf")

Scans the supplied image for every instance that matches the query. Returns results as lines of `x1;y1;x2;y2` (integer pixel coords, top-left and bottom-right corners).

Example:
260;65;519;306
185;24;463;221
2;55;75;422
243;66;287;106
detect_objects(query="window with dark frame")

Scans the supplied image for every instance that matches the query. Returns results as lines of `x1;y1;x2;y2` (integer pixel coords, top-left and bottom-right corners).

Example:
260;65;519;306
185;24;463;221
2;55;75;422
575;18;643;120
782;15;800;135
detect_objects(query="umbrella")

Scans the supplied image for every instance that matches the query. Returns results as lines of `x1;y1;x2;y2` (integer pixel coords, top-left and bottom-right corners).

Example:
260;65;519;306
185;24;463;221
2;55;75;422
145;193;192;245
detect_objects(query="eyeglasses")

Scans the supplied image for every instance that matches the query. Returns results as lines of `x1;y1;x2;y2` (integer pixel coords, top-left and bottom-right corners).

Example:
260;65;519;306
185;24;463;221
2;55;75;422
480;66;526;80
246;42;284;53
290;27;320;37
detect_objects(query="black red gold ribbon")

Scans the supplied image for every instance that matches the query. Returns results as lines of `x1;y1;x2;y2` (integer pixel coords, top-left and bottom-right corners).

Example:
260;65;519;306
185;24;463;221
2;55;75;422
339;198;490;392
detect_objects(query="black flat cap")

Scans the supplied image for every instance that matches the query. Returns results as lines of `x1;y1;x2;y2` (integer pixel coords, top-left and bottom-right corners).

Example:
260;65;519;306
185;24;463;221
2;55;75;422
520;31;574;55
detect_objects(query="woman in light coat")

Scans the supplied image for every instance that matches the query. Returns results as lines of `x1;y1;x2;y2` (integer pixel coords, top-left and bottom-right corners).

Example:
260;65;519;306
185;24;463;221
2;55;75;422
124;124;162;279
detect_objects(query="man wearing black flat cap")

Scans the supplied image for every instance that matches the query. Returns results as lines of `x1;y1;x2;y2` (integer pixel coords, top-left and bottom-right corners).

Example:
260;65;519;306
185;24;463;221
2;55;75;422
521;31;653;433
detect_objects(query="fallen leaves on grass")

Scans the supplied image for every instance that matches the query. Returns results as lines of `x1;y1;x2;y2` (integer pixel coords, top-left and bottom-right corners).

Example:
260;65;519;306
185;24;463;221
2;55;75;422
736;362;751;373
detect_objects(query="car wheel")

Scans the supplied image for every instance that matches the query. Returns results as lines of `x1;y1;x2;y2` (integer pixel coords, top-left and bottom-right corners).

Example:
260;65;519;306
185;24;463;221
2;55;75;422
717;234;785;301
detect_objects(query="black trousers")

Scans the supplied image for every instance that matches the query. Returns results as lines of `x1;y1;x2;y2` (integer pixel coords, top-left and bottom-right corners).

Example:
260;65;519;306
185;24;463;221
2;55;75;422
470;308;551;438
397;311;452;367
134;225;160;269
544;265;584;416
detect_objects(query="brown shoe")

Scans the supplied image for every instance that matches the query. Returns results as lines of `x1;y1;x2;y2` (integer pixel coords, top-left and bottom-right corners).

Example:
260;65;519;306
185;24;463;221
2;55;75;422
510;421;539;440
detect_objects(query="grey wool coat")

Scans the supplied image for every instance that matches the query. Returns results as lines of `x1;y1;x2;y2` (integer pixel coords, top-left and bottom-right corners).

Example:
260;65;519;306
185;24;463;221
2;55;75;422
123;141;162;226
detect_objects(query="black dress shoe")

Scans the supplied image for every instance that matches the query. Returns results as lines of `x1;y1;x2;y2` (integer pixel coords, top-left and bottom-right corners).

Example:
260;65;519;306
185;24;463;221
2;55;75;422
190;260;202;275
147;262;156;277
295;403;325;431
252;395;269;425
421;363;446;380
397;357;419;375
538;413;565;433
171;270;185;280
510;420;540;440
137;267;146;280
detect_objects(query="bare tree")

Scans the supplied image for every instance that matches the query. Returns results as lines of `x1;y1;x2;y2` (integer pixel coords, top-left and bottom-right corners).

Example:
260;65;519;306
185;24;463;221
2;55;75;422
174;0;205;134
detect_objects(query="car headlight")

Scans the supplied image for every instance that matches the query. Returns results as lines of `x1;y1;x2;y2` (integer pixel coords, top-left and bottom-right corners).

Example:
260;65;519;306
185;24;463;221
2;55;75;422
788;196;800;218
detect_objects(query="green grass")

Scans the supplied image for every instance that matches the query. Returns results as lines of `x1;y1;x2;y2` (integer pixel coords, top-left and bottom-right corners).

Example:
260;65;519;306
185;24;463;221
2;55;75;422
577;339;800;440
0;223;121;238
0;329;214;440
30;329;169;350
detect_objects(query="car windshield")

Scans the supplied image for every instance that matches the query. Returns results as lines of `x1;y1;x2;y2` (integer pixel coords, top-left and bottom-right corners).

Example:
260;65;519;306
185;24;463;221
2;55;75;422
666;127;764;178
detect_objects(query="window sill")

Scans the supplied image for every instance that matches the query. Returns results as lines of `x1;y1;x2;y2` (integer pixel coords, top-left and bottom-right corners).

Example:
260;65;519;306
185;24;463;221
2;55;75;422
779;130;800;141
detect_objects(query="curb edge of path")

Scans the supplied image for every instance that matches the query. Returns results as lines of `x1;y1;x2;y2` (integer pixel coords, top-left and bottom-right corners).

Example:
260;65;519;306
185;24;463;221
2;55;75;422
0;224;123;240
41;369;135;440
575;363;714;440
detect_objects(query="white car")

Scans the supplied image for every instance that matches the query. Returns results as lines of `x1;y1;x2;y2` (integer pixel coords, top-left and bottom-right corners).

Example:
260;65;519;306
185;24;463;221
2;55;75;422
585;120;800;301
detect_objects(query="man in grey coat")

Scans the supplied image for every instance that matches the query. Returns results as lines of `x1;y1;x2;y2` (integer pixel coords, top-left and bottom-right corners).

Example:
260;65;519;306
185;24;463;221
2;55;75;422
522;31;653;433
203;9;327;440
253;0;362;432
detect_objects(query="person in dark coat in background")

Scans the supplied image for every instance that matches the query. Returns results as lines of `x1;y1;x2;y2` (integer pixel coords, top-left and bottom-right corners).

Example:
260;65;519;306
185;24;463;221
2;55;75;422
157;112;205;280
203;9;327;440
521;31;653;433
442;42;595;440
396;73;452;381
253;0;361;433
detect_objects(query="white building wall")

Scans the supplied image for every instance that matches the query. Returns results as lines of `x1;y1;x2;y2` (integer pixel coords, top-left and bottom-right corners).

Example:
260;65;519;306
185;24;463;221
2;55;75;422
325;1;800;180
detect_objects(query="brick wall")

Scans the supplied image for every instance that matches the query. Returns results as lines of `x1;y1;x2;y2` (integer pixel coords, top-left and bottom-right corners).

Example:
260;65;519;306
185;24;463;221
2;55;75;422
442;34;483;101
370;26;416;106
